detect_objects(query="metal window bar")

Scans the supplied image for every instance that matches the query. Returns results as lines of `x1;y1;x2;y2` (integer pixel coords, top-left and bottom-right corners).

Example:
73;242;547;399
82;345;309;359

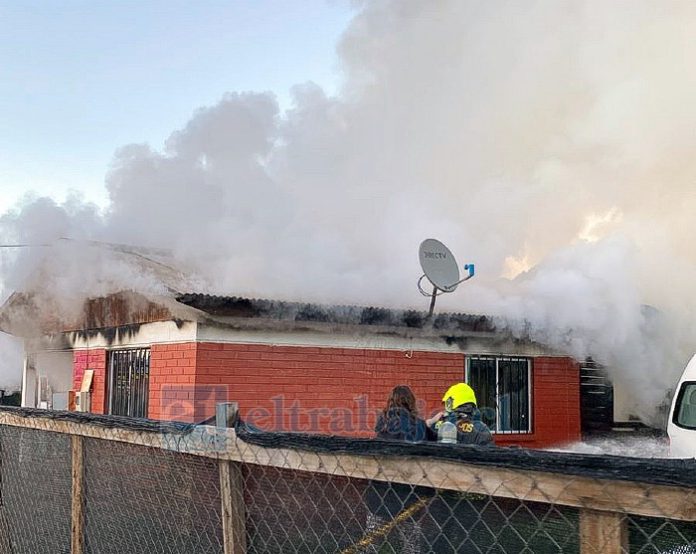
467;356;531;434
497;356;532;434
497;357;532;434
580;359;614;435
466;356;497;431
107;348;151;418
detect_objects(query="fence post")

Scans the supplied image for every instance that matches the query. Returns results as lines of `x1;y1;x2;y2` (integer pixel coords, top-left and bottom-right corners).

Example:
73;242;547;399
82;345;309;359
220;460;246;554
580;509;628;554
216;402;240;428
217;402;246;554
71;435;84;554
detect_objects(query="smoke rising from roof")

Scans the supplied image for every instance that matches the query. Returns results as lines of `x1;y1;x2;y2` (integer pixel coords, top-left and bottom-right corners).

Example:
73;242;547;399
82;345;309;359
2;1;696;420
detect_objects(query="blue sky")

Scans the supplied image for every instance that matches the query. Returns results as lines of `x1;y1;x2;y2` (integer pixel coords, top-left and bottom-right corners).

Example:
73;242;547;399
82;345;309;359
0;0;354;214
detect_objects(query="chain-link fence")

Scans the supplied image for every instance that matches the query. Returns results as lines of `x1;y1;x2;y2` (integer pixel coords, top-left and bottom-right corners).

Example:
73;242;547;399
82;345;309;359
0;406;695;554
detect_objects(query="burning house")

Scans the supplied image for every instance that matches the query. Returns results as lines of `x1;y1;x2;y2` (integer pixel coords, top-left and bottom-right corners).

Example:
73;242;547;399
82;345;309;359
0;289;591;449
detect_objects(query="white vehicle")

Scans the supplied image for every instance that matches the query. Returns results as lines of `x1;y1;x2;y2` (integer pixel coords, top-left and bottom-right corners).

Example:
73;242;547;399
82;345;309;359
667;354;696;458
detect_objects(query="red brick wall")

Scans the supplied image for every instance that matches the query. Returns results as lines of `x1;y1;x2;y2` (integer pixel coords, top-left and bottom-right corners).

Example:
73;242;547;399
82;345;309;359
487;356;581;449
72;344;200;420
533;356;581;446
191;344;581;447
149;343;198;421
193;343;464;435
73;349;107;414
72;342;582;447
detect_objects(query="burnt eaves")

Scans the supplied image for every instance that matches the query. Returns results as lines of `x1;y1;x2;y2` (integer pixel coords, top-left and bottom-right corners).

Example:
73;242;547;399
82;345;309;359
359;307;395;326
175;293;496;334
175;294;258;317
432;312;492;333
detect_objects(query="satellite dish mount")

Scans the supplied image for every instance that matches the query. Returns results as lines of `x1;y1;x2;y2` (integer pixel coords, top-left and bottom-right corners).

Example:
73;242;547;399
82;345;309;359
418;239;475;317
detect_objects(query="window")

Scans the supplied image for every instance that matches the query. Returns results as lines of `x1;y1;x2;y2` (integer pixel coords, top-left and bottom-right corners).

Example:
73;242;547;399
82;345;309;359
673;382;696;430
466;356;531;434
108;348;151;418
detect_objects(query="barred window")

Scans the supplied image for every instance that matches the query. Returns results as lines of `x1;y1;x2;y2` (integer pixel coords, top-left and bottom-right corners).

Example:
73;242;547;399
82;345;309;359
466;356;532;434
107;348;151;419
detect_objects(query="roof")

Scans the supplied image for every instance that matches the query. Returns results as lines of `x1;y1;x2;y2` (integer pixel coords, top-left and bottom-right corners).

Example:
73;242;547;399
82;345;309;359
0;240;198;337
0;289;497;339
175;293;496;334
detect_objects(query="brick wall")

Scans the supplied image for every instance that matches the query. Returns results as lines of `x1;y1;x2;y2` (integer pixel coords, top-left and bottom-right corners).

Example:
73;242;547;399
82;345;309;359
73;349;107;414
192;343;464;435
72;344;201;420
489;356;581;448
74;342;581;447
149;343;198;421
533;356;582;446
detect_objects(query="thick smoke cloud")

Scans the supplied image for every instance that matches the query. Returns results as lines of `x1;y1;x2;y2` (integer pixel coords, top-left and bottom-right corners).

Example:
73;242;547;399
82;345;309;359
0;332;22;391
2;1;696;420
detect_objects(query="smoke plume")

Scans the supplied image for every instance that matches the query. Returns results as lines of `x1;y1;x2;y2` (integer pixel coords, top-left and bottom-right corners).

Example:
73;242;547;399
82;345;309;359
2;1;696;421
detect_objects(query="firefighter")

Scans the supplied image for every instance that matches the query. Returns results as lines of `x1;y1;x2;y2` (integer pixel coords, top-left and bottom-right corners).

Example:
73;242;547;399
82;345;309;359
428;383;494;446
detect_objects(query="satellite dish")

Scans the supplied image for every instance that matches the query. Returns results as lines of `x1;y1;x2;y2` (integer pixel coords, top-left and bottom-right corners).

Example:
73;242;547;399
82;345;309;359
417;238;475;316
419;239;460;293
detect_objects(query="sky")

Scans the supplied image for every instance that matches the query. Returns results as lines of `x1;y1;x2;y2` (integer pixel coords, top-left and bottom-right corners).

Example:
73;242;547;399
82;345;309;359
0;0;354;214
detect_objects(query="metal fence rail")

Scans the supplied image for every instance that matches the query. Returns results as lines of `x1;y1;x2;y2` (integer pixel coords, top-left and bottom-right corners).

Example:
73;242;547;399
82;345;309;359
0;407;694;553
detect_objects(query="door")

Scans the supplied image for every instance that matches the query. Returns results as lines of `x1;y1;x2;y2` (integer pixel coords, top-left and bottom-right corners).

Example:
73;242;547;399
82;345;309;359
108;348;151;418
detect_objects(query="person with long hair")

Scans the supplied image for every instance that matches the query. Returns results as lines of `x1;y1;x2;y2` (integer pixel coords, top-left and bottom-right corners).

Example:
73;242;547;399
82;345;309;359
374;384;436;442
363;385;434;553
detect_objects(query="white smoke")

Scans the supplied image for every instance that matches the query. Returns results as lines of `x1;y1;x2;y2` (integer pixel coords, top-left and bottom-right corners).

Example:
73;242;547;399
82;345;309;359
2;1;696;420
0;329;22;392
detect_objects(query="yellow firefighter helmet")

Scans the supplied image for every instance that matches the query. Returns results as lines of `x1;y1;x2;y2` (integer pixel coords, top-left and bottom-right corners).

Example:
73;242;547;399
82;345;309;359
442;383;477;411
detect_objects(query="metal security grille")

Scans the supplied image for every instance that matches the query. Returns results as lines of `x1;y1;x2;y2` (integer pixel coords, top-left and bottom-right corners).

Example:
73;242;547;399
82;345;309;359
467;355;531;433
581;358;615;436
108;348;150;418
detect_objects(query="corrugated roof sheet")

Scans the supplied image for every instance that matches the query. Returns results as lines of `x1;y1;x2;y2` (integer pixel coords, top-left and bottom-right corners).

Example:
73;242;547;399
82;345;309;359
175;293;495;333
